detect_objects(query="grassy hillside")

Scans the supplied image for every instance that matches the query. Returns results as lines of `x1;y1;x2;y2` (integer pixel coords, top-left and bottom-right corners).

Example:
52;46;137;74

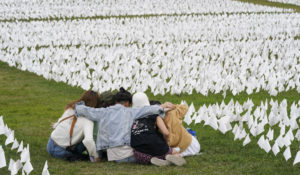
1;60;300;175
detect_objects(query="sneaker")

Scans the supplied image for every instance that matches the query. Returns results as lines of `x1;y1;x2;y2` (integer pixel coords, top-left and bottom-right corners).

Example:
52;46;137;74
150;157;171;166
165;155;186;166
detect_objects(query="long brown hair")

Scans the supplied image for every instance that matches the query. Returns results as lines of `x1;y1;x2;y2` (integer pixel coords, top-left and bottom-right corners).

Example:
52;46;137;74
65;90;98;110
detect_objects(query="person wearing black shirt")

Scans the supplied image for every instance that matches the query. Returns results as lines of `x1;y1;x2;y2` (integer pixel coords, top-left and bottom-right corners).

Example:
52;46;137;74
130;93;186;166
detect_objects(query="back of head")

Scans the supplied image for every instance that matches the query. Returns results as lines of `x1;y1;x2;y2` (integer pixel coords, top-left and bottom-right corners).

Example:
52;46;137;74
65;90;98;110
132;92;150;108
114;87;132;105
150;100;161;105
81;90;99;108
98;91;115;108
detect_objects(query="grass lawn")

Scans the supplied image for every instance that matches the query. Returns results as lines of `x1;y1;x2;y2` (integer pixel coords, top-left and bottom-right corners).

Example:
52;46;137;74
0;59;300;175
0;1;300;174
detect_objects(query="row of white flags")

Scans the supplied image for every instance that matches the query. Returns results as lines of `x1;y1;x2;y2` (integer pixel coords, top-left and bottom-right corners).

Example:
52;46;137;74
0;13;299;96
0;0;292;20
1;13;299;49
268;0;300;6
181;98;300;165
0;116;49;175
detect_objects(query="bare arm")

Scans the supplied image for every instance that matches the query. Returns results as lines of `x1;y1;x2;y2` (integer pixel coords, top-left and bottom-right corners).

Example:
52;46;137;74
156;117;169;143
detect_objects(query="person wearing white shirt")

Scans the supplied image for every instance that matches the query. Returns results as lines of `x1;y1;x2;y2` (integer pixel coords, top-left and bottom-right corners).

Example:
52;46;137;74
47;90;100;162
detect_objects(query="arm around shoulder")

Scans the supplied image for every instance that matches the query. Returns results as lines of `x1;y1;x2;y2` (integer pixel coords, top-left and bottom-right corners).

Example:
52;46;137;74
75;102;107;121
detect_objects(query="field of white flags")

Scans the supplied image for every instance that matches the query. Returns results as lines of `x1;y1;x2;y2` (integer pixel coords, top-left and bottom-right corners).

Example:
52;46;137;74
0;0;300;174
269;0;300;6
181;98;300;165
0;116;49;175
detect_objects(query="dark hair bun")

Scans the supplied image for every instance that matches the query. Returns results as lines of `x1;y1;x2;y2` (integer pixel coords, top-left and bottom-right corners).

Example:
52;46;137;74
114;87;132;103
119;87;126;92
150;100;161;105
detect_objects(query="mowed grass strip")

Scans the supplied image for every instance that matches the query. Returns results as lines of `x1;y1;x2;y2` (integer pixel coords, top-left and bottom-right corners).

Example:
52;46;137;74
236;0;300;12
0;60;300;175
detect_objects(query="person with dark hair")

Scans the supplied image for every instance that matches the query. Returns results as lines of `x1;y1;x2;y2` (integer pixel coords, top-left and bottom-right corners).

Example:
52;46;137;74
74;87;175;163
113;87;132;106
131;93;186;166
97;91;116;108
47;90;100;162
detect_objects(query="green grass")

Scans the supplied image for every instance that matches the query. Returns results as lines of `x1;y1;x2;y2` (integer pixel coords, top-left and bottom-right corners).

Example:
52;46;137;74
0;1;300;174
0;58;300;175
236;0;300;12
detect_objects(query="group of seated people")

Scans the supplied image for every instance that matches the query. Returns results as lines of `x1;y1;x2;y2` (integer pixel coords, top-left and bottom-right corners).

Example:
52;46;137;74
47;87;200;166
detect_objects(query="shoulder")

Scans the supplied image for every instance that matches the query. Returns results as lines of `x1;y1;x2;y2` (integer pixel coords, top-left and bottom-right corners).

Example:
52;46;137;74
77;117;93;125
60;108;75;118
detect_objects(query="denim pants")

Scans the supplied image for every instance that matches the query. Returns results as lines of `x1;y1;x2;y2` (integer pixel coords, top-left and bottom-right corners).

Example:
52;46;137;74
114;155;136;163
47;138;86;159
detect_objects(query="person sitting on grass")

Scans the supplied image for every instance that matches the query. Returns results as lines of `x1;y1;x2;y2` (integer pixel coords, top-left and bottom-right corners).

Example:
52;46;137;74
47;90;100;162
131;92;186;166
162;102;201;157
93;90;116;159
74;87;175;163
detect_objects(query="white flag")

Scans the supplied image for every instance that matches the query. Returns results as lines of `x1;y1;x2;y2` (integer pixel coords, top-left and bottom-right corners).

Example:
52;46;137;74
5;131;14;145
22;159;33;174
293;151;300;165
42;161;50;175
243;134;251;146
17;141;23;153
0;145;6;168
11;159;22;175
20;146;30;163
11;139;19;150
283;147;291;161
272;143;280;156
8;158;15;172
0;116;4;126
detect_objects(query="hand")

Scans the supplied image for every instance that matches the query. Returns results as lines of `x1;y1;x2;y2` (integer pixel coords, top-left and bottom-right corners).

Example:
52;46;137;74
51;122;56;129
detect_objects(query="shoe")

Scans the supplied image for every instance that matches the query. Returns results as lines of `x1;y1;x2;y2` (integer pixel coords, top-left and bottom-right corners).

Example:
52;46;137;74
150;157;171;166
165;155;186;166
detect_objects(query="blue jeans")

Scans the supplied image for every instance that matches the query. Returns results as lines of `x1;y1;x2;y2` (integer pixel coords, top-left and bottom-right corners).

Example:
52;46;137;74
115;155;136;163
47;138;86;159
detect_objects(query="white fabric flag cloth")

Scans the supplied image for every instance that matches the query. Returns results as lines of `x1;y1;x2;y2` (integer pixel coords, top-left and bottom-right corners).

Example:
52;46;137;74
293;151;300;165
266;128;274;141
184;103;195;126
0;145;6;168
0;116;4;126
18;141;24;153
11;159;22;175
0;116;4;135
0;124;5;135
283;147;291;161
272;142;280;156
218;116;232;134
42;161;50;175
243;134;251;146
5;131;14;145
257;135;271;153
295;129;300;141
11;139;19;150
22;159;33;174
8;158;15;172
20;145;30;163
